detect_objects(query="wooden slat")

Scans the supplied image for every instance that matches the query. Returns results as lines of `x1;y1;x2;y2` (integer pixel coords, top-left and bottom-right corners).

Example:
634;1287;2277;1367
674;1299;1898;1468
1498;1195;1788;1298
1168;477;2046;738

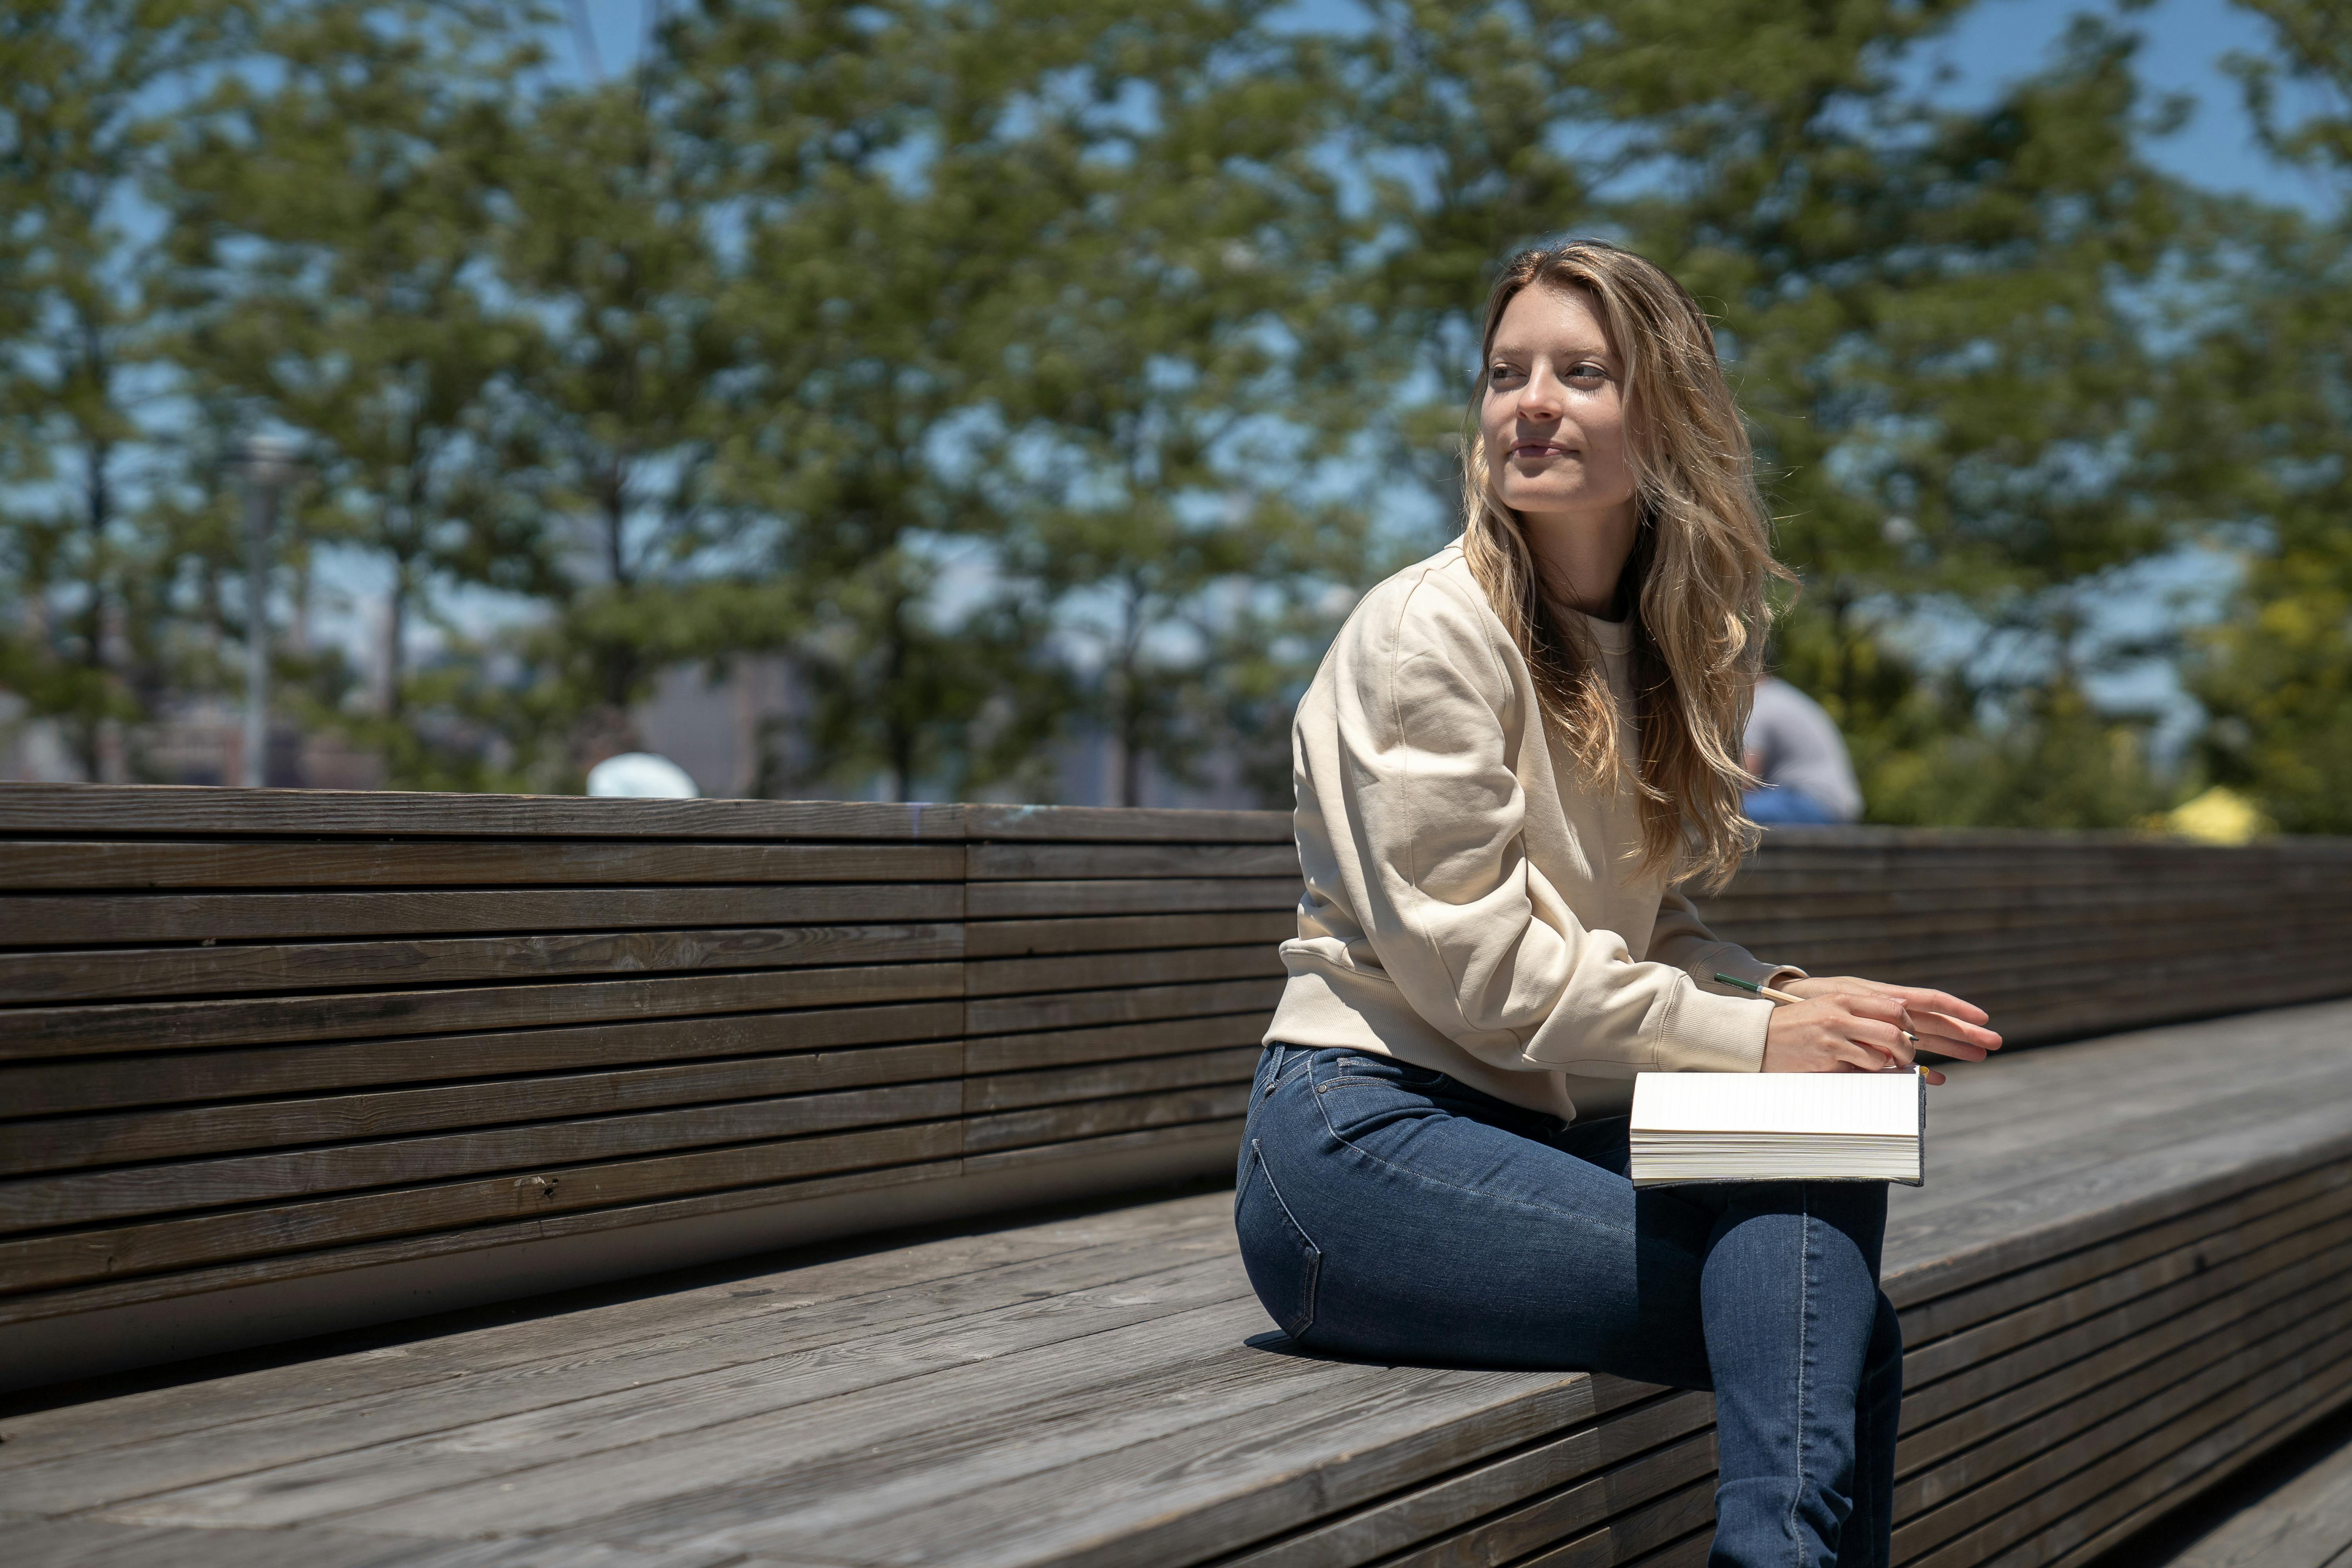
0;783;964;841
0;1157;964;1328
0;1081;965;1232
963;1046;1258;1114
968;842;1301;881
965;911;1294;960
965;976;1285;1037
0;884;962;947
964;1012;1270;1075
0;1043;967;1174
2;961;965;1060
966;877;1299;920
966;943;1283;1000
0;1001;965;1117
0;1119;964;1297
0;922;962;1004
0;1196;1239;1479
0;838;964;891
964;803;1291;843
962;1083;1250;1155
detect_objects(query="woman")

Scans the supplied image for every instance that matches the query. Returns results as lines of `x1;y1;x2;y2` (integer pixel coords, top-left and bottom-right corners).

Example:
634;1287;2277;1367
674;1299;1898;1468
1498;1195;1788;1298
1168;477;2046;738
1234;240;2002;1568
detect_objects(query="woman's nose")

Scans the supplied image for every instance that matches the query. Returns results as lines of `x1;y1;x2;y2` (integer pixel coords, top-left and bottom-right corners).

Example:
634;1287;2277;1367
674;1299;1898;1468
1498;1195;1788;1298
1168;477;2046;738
1516;371;1563;419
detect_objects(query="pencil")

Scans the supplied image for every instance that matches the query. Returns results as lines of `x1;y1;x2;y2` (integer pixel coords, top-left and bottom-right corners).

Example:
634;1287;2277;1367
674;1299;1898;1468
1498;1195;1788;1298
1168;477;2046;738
1713;972;1804;1005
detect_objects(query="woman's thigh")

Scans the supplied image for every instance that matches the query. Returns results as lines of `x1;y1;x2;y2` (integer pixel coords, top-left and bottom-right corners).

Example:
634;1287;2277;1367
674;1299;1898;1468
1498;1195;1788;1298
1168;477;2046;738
1236;1046;1715;1389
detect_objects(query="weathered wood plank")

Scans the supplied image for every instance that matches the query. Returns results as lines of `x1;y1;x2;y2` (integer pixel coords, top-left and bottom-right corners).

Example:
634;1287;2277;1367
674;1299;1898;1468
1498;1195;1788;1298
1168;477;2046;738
1900;1187;2352;1412
966;878;1299;920
0;884;962;947
0;838;965;891
1;1044;967;1176
962;1083;1251;1155
2;961;965;1061
1897;1262;2352;1530
0;1120;963;1296
963;1047;1258;1114
1209;1390;1711;1568
965;976;1283;1038
963;1013;1269;1076
967;842;1300;882
964;911;1294;960
965;943;1283;1000
0;1083;965;1231
0;784;964;842
102;1287;1272;1533
0;1003;965;1119
0;1156;962;1328
963;803;1291;844
0;922;962;1004
0;1515;741;1568
0;1225;1249;1514
959;1116;1246;1176
1903;1312;2352;1568
1900;1198;2352;1447
2100;1410;2352;1568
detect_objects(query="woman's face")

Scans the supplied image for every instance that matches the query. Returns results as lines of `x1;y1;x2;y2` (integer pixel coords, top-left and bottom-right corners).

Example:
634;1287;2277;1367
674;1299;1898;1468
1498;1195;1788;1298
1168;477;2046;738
1480;285;1638;530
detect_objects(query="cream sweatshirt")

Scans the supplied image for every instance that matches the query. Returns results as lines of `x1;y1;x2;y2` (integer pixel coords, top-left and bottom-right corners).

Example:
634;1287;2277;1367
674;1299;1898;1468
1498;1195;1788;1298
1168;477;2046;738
1265;540;1796;1122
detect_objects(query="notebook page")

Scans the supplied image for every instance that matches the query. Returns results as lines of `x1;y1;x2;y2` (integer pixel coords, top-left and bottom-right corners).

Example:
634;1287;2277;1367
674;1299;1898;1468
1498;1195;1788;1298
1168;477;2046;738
1631;1069;1923;1136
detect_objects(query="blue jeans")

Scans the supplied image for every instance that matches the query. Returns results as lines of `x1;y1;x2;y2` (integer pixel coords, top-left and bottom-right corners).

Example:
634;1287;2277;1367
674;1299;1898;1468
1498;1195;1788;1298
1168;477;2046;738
1234;1044;1902;1568
1743;786;1844;826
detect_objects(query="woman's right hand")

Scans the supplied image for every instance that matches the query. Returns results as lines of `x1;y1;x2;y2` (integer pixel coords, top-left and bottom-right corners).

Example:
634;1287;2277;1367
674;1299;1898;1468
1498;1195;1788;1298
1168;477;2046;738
1762;993;1924;1078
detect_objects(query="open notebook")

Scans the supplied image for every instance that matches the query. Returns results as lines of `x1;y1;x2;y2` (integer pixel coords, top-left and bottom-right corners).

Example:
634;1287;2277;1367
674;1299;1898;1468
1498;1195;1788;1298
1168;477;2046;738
1628;1068;1926;1187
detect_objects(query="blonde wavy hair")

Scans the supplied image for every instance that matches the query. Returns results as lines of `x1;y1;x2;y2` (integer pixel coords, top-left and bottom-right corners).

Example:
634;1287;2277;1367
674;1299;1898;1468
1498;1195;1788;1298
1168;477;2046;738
1461;239;1793;891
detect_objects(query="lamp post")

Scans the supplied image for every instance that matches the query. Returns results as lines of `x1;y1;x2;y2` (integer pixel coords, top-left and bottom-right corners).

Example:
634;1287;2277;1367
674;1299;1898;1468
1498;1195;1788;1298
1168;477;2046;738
235;437;297;789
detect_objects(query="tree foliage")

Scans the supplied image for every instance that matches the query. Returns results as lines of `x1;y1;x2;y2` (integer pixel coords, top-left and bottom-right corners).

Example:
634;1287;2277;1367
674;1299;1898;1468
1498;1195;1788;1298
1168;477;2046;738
0;0;2341;825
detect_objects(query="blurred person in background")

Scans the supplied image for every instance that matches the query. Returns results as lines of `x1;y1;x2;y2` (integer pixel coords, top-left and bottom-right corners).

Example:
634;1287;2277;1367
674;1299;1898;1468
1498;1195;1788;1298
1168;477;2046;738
1743;671;1862;825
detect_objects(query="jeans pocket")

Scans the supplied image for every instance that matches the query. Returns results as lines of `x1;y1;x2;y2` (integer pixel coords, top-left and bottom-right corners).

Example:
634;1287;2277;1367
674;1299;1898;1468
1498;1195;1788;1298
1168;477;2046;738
1234;1137;1322;1341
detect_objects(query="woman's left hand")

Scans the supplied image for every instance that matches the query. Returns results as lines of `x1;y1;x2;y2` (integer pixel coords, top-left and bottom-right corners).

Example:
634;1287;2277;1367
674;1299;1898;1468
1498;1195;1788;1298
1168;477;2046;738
1776;976;2003;1085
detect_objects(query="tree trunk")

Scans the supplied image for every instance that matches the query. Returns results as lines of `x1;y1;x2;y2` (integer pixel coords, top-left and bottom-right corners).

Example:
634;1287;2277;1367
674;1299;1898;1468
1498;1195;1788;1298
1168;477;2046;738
78;436;118;782
385;567;409;721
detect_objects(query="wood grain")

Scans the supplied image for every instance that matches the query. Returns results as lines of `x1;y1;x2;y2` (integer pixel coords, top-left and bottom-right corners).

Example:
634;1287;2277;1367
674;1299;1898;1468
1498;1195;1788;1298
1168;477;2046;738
2;961;965;1060
0;783;964;841
0;838;964;891
0;884;962;947
0;922;962;1004
0;1001;966;1117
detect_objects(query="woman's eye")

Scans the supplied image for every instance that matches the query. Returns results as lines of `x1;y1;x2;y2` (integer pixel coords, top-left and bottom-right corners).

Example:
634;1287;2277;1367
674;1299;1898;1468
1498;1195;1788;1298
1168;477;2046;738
1568;362;1610;382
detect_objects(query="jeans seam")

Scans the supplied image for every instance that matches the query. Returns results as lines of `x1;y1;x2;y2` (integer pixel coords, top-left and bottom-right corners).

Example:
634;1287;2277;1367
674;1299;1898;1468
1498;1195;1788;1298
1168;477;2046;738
1791;1187;1813;1568
1306;1056;1637;1241
1246;1138;1322;1338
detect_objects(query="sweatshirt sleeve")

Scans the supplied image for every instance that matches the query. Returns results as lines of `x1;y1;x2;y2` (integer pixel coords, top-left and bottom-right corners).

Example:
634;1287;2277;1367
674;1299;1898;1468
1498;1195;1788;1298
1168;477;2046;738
1650;891;1808;998
1333;574;1771;1078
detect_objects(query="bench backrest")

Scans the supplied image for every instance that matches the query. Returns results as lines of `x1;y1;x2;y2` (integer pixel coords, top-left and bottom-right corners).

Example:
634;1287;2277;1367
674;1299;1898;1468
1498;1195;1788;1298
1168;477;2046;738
2;783;2347;1387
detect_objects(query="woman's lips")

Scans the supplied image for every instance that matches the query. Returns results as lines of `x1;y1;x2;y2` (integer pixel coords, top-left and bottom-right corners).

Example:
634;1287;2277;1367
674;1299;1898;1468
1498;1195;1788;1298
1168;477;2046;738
1511;443;1570;459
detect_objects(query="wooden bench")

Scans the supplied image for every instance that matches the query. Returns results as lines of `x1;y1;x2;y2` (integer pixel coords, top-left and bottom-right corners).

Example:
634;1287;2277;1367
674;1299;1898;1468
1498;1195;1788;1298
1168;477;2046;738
6;1001;2352;1568
5;784;2352;1566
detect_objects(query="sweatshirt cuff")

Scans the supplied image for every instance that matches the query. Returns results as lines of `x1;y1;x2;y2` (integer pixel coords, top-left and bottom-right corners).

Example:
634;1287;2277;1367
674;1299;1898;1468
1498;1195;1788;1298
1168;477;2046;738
1679;942;1806;994
1662;981;1772;1074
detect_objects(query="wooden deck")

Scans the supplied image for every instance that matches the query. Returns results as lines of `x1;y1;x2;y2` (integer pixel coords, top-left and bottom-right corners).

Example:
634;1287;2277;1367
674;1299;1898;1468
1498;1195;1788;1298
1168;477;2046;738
2098;1403;2352;1567
6;998;2351;1568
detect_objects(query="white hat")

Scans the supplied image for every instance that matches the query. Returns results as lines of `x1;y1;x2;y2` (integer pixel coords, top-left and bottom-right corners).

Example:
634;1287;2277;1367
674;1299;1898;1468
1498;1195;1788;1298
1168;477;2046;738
585;752;701;799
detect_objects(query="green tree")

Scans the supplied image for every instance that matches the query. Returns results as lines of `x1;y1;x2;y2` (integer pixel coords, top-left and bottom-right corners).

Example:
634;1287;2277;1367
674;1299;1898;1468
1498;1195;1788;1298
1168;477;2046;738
1344;1;2196;827
976;1;1381;805
0;1;257;780
2175;1;2352;833
164;0;544;787
472;34;764;784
